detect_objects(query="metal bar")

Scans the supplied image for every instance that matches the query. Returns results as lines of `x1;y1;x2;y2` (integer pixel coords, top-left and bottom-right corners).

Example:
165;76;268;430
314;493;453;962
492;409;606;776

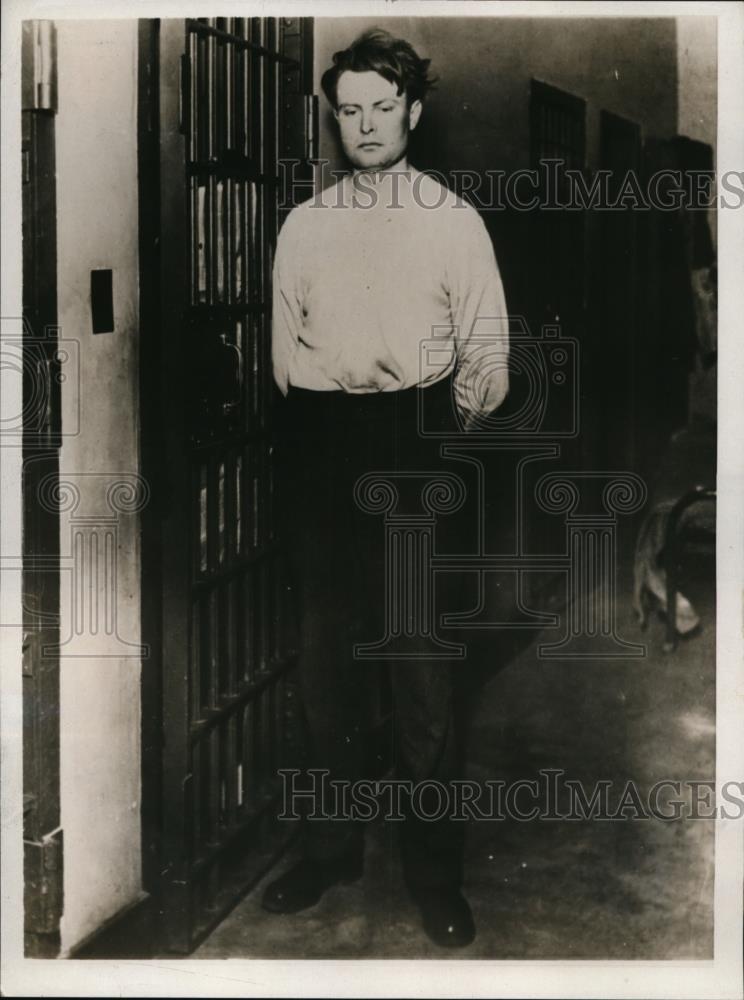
204;179;213;304
189;179;197;306
137;17;166;899
206;468;219;716
157;18;195;954
223;449;236;565
258;562;270;672
252;20;263;173
234;20;245;157
242;20;251;160
216;586;228;698
274;678;285;773
238;186;248;307
224;715;238;828
187;301;267;316
241;702;255;809
225;178;233;304
206;21;215;159
235;709;245;812
242;563;256;685
196;28;206;164
254;690;265;793
189;29;197;163
225;180;232;303
215;18;225;158
226;578;237;697
190;740;201;854
247;181;257;305
233;188;243;303
186;18;300;65
226;18;234;152
198;594;210;714
235;450;243;555
216;181;225;301
208;729;220;845
205;454;218;576
217;459;226;566
251;431;260;547
197;734;209;848
197;462;208;574
266;684;277;783
264;20;277;178
190;595;201;723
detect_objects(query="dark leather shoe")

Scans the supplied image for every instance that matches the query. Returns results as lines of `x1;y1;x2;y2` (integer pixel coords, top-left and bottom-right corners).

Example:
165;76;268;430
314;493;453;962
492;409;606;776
261;856;363;914
410;887;476;948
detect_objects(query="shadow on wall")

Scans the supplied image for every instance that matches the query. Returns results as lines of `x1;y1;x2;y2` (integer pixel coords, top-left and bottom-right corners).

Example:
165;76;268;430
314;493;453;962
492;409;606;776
314;16;680;179
313;16;715;485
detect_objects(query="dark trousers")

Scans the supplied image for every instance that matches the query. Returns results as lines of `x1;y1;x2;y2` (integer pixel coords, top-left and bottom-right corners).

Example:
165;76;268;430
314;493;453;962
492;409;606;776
275;377;465;890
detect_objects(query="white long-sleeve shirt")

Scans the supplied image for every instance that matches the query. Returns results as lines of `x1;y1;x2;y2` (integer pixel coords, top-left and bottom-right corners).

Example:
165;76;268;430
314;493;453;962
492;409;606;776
272;168;509;420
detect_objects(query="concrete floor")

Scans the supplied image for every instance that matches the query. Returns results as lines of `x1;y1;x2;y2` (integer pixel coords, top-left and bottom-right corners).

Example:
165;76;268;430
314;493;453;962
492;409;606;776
195;552;715;960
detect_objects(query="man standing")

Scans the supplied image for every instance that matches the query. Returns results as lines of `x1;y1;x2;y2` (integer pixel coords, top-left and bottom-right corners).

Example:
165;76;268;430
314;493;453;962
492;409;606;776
265;28;509;948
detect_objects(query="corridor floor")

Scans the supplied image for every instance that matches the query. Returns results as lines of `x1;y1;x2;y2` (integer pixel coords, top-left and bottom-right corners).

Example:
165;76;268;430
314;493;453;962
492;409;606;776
195;554;716;960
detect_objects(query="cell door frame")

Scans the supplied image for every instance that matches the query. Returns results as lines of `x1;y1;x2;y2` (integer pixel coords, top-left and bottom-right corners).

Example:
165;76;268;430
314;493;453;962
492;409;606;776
138;16;315;955
20;19;63;960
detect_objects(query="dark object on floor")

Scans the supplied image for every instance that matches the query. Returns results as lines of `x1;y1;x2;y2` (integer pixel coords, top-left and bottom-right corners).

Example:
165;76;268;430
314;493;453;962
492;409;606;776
409;886;476;949
661;485;716;652
632;424;716;653
633;498;700;636
261;855;363;915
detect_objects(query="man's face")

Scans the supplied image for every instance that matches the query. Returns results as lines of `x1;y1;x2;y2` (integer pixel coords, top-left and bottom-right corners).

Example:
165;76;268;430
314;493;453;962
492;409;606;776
334;70;422;171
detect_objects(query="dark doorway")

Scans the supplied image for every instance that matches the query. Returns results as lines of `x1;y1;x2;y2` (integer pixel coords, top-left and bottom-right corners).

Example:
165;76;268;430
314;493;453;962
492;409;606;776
595;110;642;473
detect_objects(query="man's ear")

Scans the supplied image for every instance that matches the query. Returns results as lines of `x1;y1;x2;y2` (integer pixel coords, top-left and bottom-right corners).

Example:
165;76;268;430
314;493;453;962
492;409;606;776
408;99;423;132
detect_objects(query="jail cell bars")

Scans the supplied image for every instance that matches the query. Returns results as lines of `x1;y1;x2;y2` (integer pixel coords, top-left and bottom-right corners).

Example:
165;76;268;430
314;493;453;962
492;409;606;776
179;18;306;940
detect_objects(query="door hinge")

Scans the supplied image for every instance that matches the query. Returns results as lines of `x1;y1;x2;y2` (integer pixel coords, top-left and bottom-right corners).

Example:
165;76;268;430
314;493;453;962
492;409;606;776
306;94;318;161
22;21;57;113
24;828;64;935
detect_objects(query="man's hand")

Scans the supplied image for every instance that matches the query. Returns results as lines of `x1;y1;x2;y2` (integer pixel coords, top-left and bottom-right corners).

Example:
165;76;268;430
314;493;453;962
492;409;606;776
459;408;480;433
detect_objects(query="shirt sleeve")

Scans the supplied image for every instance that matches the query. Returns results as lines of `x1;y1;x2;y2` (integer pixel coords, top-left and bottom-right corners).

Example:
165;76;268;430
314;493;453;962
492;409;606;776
271;210;305;395
449;207;510;425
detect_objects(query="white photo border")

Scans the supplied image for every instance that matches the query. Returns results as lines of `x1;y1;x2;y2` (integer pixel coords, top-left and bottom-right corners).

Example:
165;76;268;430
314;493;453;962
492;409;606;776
1;1;742;997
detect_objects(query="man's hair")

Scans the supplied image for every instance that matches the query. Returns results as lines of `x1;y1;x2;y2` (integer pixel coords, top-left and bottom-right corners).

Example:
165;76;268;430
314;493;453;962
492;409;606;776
320;28;435;108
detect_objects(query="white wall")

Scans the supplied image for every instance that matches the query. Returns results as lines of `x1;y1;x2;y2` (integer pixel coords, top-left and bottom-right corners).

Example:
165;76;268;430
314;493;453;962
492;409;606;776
677;14;717;258
55;20;143;953
676;15;717;423
677;16;717;151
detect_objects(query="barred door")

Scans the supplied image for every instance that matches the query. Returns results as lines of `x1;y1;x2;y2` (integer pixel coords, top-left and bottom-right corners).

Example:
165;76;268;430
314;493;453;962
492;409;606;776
149;17;315;953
